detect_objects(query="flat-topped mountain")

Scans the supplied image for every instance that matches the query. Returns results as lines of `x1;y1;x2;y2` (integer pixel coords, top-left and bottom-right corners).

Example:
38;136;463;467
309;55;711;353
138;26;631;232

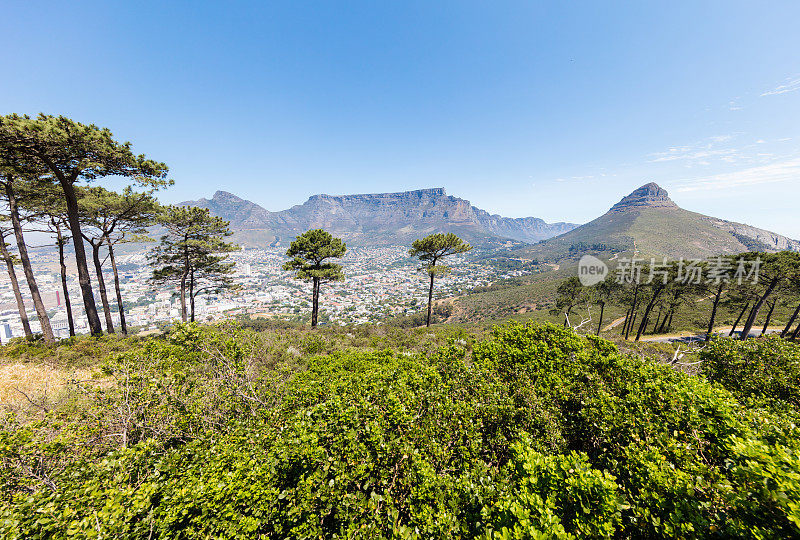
517;182;800;261
183;188;578;247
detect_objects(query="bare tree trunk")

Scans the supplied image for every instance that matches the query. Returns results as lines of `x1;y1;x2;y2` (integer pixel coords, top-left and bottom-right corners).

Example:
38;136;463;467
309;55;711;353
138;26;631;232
189;268;195;322
630;313;639;337
311;277;320;328
426;273;434;328
740;278;779;340
729;301;750;337
791;320;800;341
781;302;800;338
54;223;75;337
596;301;605;335
706;282;724;341
652;305;663;335
636;288;663;341
0;236;32;338
106;238;127;334
179;271;188;323
658;307;671;333
761;300;776;337
59;178;102;336
5;183;54;343
621;307;631;336
91;241;114;333
625;283;639;340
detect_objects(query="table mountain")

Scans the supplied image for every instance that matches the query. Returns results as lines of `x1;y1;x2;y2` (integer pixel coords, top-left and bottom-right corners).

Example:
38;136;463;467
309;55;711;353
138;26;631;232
183;188;578;247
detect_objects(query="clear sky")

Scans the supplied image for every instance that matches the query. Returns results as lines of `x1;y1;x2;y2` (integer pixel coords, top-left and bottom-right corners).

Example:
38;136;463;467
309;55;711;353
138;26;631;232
3;1;800;237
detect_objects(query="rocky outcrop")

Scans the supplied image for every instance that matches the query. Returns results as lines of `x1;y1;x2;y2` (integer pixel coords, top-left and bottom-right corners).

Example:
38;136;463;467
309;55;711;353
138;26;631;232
704;217;800;252
609;182;678;211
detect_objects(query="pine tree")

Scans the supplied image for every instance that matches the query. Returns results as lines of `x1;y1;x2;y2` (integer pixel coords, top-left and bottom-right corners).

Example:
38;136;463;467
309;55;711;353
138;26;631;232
409;233;472;327
149;206;237;322
0;114;169;335
284;229;346;328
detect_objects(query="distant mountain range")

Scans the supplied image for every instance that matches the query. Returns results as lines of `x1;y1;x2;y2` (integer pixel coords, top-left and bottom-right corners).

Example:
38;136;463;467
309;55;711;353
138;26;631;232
517;183;800;261
182;184;800;257
182;188;578;247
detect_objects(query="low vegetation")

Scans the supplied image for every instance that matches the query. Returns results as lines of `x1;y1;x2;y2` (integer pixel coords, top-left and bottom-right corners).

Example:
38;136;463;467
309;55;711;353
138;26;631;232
1;321;799;538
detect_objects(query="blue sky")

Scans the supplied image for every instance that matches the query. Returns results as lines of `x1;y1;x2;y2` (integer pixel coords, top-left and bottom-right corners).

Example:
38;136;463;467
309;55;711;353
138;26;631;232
3;1;800;236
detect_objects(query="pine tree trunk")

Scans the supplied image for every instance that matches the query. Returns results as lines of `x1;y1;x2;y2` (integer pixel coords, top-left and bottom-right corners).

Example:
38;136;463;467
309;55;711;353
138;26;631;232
636;289;663;342
706;282;724;341
55;224;75;337
596;301;605;335
625;284;639;340
180;243;189;323
621;308;631;336
652;305;663;335
311;277;320;328
106;239;127;334
729;301;750;337
761;300;776;336
628;312;638;339
426;273;435;328
781;302;800;338
5;183;54;343
0;236;32;339
189;268;195;322
91;241;115;333
658;307;671;333
59;178;103;336
740;278;779;340
180;271;188;323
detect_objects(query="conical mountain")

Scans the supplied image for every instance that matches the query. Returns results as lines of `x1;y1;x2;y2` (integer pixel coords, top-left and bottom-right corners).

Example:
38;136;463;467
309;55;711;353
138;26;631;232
518;183;800;261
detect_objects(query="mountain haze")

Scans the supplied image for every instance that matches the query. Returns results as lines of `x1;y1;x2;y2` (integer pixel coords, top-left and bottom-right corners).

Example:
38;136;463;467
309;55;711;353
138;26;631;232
183;188;578;247
517;182;800;261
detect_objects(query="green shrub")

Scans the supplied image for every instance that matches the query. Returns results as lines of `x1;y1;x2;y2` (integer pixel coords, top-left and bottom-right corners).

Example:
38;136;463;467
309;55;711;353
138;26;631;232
701;336;800;416
1;321;799;538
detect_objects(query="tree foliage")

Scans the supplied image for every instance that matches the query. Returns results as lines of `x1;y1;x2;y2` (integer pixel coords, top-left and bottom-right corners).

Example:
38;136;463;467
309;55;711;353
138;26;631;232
409;233;472;327
149;206;237;322
284;229;346;327
0;113;170;335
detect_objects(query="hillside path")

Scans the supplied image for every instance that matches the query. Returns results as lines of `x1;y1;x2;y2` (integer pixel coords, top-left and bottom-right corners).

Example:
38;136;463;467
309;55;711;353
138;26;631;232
603;316;626;331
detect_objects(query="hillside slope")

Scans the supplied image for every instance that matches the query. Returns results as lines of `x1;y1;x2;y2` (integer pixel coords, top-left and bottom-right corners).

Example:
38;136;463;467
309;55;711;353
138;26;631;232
517;183;800;261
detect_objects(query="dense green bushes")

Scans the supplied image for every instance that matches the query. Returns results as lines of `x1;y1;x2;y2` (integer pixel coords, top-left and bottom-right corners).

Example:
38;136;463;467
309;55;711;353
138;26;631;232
701;336;800;417
1;322;799;538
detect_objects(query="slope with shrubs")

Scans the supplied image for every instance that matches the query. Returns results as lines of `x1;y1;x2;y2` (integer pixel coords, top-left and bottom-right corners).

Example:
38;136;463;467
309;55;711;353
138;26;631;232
1;322;799;538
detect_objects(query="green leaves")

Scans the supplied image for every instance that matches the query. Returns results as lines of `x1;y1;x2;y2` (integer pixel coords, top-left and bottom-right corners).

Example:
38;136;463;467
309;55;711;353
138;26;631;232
148;205;237;289
2;323;800;538
409;232;472;275
0;114;169;185
283;229;346;282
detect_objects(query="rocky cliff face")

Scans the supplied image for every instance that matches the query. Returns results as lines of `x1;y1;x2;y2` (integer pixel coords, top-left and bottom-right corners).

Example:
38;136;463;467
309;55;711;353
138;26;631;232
609;182;678;211
704;217;800;252
182;188;579;246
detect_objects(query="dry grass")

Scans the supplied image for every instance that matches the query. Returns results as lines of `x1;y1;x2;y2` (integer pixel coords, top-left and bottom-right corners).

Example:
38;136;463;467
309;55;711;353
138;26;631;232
0;361;97;409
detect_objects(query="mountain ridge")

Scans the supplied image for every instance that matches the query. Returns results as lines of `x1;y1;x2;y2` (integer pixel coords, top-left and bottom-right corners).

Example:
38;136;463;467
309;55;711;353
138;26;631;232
183;188;579;246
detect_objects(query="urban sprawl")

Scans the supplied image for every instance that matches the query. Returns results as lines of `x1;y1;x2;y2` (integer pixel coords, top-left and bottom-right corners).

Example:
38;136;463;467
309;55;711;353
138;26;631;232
0;246;528;340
